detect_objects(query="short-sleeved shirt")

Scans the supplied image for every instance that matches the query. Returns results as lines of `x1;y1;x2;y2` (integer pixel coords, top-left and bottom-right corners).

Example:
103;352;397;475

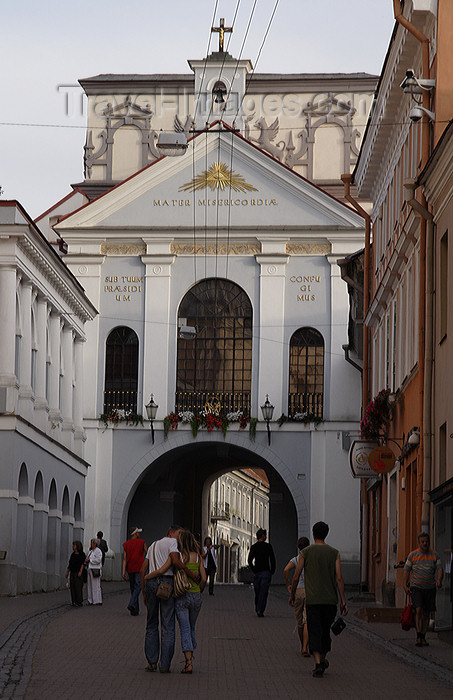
123;538;146;573
301;543;339;605
146;536;179;576
291;555;304;589
404;548;442;589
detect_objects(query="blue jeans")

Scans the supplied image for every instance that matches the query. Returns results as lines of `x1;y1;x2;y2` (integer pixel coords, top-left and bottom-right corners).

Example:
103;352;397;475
175;592;202;652
128;572;141;614
145;577;175;671
253;570;271;614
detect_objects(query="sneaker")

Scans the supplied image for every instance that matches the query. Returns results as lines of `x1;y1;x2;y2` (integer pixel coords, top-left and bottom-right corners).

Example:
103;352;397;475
257;612;264;617
320;659;329;671
145;663;157;672
421;638;429;646
312;665;324;678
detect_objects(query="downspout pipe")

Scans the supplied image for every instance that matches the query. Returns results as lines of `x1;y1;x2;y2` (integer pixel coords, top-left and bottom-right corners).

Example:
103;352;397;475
404;179;434;533
341;174;371;411
394;0;432;532
341;173;371;593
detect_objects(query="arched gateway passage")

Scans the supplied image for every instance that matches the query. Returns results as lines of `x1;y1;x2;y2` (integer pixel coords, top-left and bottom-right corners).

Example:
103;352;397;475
114;437;305;583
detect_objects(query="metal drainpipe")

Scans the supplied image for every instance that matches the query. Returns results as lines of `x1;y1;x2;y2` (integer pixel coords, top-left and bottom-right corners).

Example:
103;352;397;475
341;173;371;592
404;179;434;533
394;0;432;531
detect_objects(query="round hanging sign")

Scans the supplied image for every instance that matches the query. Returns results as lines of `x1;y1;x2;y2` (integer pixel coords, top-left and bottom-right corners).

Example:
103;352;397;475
367;446;396;474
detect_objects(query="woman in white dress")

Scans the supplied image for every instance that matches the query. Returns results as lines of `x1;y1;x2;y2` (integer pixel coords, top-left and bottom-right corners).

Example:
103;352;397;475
85;538;103;605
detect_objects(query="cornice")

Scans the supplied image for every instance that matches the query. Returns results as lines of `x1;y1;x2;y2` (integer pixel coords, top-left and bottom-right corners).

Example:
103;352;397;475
355;6;436;198
365;212;419;327
17;237;97;324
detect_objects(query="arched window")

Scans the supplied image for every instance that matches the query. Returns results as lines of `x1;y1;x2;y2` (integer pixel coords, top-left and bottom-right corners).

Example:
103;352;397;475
176;278;252;414
289;327;324;418
104;327;139;413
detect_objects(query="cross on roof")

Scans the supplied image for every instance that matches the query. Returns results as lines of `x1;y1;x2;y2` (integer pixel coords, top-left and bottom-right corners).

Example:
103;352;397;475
211;18;232;53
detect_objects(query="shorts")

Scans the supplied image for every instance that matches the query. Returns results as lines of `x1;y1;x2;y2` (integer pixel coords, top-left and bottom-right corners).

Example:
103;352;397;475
293;588;307;626
306;604;337;655
410;587;436;612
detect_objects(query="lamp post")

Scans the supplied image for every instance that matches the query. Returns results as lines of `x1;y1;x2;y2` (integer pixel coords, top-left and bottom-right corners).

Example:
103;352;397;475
260;395;275;446
145;394;158;444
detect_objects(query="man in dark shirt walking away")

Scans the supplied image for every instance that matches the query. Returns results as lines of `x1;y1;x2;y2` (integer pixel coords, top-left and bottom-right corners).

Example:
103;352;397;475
248;528;276;617
289;521;347;678
97;531;108;566
403;532;443;647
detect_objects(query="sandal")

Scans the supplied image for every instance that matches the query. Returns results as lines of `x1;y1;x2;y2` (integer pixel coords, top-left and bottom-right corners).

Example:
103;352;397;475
181;659;193;674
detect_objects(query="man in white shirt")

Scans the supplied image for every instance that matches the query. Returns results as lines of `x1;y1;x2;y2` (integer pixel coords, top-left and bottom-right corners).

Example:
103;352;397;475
140;525;198;673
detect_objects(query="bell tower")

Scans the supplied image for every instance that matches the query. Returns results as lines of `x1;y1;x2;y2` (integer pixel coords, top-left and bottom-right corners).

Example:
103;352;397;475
189;18;252;132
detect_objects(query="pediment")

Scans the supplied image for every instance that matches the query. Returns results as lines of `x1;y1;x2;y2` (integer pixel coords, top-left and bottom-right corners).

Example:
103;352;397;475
56;128;364;234
103;96;153;119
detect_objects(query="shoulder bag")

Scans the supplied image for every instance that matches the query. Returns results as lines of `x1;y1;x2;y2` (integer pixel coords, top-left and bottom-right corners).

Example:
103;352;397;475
174;567;191;597
153;543;173;601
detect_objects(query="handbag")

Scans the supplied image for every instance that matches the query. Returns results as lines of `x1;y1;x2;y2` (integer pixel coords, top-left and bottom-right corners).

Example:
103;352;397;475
401;594;413;631
152;542;173;601
331;617;346;635
174;568;191;597
91;568;101;578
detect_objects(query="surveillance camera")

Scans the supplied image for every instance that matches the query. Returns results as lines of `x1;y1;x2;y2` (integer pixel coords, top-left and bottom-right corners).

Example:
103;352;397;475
409;106;423;122
408;106;435;123
179;325;196;339
400;69;416;91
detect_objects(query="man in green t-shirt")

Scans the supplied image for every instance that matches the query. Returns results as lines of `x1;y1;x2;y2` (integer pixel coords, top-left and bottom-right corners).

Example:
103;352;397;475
289;521;348;678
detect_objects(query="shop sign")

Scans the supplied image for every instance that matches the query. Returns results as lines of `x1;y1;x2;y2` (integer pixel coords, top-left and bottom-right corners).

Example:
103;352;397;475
367;446;396;475
349;440;380;478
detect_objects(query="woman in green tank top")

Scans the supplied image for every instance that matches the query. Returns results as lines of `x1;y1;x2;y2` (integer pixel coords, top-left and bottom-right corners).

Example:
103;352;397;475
175;529;207;673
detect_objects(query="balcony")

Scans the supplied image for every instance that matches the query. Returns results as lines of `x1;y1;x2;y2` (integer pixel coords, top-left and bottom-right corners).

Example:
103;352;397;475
175;391;251;415
211;503;230;521
103;389;137;414
288;392;323;419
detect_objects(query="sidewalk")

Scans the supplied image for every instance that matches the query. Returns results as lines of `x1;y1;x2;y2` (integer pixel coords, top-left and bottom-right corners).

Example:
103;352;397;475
1;583;452;699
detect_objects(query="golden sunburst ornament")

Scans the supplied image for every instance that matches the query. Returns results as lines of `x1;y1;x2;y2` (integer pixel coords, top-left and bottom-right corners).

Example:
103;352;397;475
179;162;258;193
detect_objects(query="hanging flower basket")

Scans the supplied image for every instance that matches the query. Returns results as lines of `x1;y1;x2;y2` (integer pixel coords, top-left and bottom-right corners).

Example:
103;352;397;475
360;389;392;441
99;410;144;430
163;410;256;440
277;412;323;427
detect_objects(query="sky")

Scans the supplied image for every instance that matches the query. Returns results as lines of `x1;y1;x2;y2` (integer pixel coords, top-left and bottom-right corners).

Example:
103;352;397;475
0;0;395;218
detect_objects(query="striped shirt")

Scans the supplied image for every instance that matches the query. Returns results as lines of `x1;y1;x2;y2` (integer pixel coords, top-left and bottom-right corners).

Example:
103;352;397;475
404;548;442;589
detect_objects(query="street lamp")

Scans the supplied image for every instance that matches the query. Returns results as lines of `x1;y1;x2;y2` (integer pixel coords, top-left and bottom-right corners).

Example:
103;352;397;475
260;395;274;446
145;394;158;444
156;131;188;156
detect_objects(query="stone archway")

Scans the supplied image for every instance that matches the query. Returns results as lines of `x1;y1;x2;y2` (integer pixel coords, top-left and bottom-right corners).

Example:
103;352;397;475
111;432;309;582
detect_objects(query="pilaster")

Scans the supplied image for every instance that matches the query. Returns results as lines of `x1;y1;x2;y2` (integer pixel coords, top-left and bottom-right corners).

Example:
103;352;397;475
255;253;290;418
48;311;62;428
60;324;74;449
34;295;48;430
18;281;34;421
0;264;18;413
141;255;175;417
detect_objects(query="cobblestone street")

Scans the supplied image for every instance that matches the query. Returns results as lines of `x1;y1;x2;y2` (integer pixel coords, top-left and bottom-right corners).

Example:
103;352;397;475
1;583;452;699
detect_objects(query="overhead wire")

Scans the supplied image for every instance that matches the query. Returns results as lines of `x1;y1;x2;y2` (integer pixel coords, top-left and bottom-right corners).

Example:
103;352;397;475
233;0;280;125
193;0;220;126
